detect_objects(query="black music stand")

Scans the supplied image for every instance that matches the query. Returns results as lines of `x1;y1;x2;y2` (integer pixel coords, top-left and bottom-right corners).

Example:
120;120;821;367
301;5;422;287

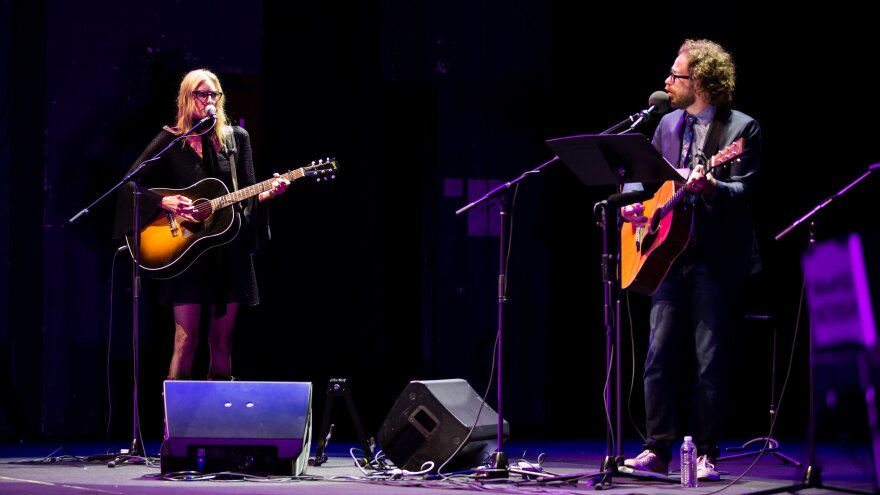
547;133;683;188
542;133;681;486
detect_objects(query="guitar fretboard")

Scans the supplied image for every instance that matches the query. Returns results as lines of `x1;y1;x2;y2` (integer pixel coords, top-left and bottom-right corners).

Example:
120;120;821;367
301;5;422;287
211;168;309;210
209;160;336;210
659;185;688;218
657;138;742;219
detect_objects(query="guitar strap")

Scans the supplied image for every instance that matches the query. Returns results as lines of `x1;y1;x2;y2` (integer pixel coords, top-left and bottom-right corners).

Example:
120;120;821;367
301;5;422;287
225;127;239;192
213;127;240;319
701;108;731;171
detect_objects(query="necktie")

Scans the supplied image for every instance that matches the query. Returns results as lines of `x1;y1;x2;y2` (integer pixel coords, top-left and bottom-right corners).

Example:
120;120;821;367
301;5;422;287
680;115;697;168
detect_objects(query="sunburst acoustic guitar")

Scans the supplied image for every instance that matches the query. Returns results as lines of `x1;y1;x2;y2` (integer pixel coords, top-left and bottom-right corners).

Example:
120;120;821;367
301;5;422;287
126;158;337;279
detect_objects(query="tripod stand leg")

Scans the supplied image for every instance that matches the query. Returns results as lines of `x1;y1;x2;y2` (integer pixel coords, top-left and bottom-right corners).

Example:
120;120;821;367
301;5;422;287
719;315;803;468
749;350;878;494
309;378;375;467
342;383;376;462
718;437;802;466
771;450;803;467
309;380;337;466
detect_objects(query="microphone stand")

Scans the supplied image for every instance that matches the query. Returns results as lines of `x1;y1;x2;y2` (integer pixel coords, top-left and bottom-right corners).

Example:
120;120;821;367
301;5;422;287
455;156;560;478
602;108;655;135
749;163;879;495
774;165;877;242
591;114;656;485
604;89;668;134
70;117;215;461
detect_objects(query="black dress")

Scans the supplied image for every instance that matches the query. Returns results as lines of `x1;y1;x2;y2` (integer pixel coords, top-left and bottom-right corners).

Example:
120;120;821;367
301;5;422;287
113;126;269;307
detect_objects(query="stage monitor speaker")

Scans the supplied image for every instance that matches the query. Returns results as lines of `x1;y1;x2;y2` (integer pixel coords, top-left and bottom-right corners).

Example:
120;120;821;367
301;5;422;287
161;380;312;475
377;379;510;472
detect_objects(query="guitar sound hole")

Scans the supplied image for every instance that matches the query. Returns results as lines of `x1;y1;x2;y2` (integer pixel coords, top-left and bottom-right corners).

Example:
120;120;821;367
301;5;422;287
649;212;661;233
191;199;213;222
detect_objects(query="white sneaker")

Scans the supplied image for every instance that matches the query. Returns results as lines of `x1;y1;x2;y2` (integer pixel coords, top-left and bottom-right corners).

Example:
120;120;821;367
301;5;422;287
623;450;668;475
697;455;720;481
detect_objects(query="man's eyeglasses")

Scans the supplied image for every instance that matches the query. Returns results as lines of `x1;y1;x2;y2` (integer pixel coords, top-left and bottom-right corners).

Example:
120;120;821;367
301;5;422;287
193;90;223;102
669;72;691;82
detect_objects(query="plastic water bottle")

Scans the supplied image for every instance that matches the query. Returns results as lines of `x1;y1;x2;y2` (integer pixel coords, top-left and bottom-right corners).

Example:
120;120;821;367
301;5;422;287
680;435;697;487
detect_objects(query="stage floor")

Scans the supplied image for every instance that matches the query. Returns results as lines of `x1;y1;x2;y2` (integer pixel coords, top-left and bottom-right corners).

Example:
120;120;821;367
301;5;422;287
0;438;876;494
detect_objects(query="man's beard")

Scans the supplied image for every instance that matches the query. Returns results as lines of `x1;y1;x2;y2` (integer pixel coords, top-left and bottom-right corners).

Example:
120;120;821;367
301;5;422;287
672;90;695;109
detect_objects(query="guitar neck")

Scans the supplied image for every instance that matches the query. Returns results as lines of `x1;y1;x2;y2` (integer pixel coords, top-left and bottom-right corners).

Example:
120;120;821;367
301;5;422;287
211;168;307;209
657;183;688;219
656;137;744;217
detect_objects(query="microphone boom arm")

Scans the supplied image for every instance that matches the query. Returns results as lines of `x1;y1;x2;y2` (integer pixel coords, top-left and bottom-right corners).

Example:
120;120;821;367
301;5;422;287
601;90;669;135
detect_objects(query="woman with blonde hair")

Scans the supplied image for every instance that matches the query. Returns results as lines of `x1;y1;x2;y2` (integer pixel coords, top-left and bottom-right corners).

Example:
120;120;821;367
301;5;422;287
114;68;289;381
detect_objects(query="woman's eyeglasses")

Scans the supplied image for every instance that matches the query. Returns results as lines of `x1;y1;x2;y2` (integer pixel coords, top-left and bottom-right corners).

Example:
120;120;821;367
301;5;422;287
193;90;223;103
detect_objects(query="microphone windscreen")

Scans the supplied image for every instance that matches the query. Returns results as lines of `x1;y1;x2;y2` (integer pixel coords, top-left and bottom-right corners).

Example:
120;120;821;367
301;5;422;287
648;91;670;113
205;104;217;118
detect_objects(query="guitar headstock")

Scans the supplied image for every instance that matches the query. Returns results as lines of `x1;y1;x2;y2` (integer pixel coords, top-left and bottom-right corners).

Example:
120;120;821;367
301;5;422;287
708;138;744;169
302;158;338;181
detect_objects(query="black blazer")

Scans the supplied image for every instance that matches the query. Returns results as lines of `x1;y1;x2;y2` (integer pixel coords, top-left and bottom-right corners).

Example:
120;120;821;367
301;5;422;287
651;107;762;281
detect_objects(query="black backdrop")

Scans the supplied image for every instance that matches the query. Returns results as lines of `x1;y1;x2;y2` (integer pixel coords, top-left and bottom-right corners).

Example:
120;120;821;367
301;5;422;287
2;1;877;446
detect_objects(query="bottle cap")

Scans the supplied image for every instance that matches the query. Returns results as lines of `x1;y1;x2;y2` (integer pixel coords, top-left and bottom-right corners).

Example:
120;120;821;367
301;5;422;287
684;435;693;441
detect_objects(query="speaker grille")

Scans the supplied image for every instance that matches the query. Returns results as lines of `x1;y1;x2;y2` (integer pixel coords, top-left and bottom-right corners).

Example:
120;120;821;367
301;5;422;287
378;379;509;471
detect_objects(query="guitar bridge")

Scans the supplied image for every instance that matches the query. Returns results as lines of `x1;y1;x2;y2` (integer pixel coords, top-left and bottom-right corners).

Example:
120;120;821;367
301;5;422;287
166;212;180;238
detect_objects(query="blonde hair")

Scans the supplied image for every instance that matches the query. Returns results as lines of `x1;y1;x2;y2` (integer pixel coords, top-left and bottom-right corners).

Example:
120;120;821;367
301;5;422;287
164;68;230;149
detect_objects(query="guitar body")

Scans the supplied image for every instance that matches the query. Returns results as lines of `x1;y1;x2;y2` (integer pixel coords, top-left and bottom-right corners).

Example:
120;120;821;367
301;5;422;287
123;158;338;279
125;177;240;279
619;137;744;295
620;180;694;295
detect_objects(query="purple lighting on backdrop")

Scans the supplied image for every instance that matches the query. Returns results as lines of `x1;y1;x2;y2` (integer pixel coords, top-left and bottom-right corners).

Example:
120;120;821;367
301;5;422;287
444;178;502;237
466;179;501;237
849;234;878;349
802;233;878;349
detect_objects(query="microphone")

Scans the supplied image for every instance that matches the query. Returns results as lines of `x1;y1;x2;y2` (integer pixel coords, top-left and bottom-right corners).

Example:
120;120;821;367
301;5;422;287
647;90;670;114
194;104;217;129
629;91;670;124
